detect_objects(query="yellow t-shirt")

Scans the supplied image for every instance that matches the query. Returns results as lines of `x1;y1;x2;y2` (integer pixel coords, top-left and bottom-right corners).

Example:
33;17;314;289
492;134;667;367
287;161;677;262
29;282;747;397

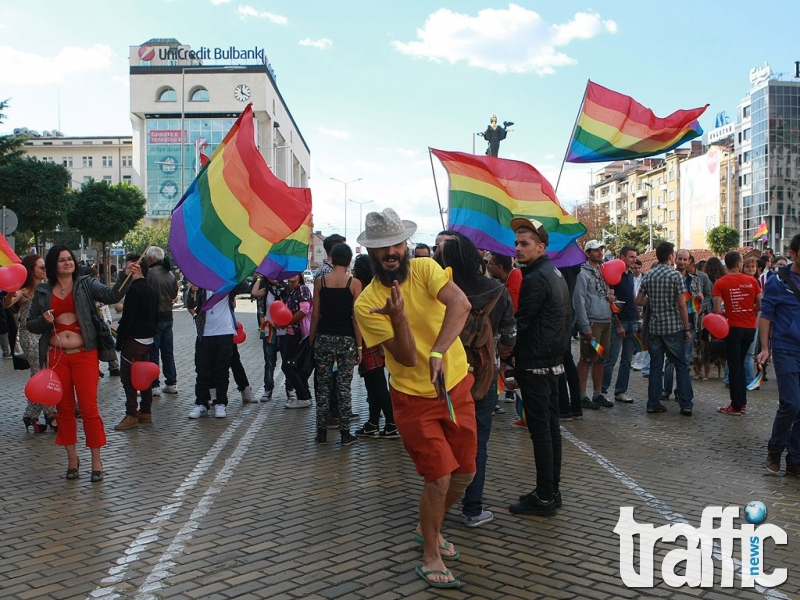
354;258;469;397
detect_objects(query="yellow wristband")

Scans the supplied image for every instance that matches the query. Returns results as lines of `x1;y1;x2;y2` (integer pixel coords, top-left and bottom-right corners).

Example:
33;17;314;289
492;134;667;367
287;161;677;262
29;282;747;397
429;351;443;359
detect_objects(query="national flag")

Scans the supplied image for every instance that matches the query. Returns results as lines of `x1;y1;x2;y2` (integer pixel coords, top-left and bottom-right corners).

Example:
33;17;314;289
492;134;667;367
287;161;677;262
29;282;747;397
0;233;21;267
566;81;708;163
752;221;769;241
431;149;586;267
169;104;312;306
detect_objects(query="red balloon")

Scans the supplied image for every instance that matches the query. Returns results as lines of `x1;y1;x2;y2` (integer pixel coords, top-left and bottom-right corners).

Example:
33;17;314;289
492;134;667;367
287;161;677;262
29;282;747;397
233;328;247;344
601;259;626;286
704;314;730;339
0;263;28;292
269;301;293;327
25;369;63;406
236;320;244;332
131;361;160;391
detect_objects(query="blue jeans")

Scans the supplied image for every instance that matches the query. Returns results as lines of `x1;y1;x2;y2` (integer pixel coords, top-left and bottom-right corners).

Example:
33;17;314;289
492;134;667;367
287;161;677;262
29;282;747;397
663;329;694;398
462;378;496;517
602;319;638;395
150;320;177;387
647;330;693;411
768;350;800;466
262;340;277;392
724;327;755;411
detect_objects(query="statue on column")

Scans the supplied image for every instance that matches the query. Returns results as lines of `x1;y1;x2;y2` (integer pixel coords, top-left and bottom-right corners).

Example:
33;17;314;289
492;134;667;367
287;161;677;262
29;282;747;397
481;114;514;157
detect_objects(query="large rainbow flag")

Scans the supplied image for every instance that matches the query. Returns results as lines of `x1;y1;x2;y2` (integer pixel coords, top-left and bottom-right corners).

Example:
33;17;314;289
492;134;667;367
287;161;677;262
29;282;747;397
169;104;311;303
752;221;769;241
566;81;709;163
0;233;21;267
431;149;586;266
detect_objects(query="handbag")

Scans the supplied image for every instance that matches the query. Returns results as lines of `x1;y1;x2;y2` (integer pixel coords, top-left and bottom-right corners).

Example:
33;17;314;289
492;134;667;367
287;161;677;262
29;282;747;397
80;277;117;362
13;352;30;371
288;336;315;381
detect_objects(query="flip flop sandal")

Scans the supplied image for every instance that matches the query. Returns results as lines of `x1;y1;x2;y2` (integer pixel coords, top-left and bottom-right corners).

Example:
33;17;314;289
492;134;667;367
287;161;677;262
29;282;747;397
415;566;461;589
412;533;460;560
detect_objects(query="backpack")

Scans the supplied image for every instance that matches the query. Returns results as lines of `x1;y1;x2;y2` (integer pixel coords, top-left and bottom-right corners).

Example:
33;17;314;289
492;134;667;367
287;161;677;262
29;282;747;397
459;288;504;401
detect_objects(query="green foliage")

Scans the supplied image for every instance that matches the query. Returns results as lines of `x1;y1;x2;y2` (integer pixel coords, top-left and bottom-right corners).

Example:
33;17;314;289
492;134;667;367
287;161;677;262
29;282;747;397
0;156;72;249
123;217;171;256
706;225;740;255
606;223;666;256
0;99;28;167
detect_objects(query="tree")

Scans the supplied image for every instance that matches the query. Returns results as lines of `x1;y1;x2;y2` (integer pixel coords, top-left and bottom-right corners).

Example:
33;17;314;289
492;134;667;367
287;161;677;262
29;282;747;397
0;156;72;251
123;217;171;256
69;181;146;282
706;225;740;255
609;223;667;256
0;99;28;167
574;201;611;246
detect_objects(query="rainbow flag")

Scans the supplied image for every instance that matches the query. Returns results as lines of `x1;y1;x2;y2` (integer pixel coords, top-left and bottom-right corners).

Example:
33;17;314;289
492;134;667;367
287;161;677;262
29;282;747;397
752;221;769;241
747;364;764;391
683;292;702;314
0;233;21;267
591;338;605;358
431;149;586;267
566;81;708;163
632;333;647;353
170;104;312;305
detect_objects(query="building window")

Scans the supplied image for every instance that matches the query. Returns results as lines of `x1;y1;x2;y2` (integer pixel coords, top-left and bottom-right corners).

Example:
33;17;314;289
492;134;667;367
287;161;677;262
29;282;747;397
657;177;662;186
743;128;750;141
668;171;675;181
122;155;132;167
41;156;55;163
743;105;750;118
82;156;93;168
62;157;73;167
657;215;664;224
122;175;132;182
669;191;675;201
658;195;663;204
669;210;675;221
190;87;210;102
669;229;675;240
630;201;635;210
102;156;113;167
102;175;112;183
157;87;177;102
83;176;92;183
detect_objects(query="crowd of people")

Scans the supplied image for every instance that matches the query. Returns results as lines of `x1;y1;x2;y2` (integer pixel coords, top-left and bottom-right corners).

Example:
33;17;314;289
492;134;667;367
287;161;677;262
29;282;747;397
2;214;800;591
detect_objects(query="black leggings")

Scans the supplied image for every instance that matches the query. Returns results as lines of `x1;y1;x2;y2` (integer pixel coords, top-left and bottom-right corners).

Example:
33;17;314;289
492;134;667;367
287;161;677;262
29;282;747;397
363;367;394;427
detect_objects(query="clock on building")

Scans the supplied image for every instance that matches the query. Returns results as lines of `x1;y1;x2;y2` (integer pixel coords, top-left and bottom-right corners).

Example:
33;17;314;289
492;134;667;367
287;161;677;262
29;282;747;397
234;84;251;102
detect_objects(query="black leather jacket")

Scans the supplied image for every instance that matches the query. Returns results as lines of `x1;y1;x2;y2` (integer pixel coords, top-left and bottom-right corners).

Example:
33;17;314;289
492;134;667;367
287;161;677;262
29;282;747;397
514;255;572;370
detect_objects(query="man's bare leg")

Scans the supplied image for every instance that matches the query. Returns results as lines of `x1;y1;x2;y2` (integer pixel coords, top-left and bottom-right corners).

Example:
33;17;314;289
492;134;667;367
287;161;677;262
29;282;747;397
417;475;454;584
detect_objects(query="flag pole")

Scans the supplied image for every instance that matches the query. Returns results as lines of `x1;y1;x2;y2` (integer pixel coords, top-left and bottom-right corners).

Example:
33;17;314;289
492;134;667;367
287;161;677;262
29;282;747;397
118;216;174;288
555;79;590;194
429;147;446;230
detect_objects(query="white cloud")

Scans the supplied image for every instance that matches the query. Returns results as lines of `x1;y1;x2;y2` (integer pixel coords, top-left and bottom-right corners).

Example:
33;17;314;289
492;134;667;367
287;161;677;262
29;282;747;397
0;44;114;85
317;126;351;140
112;75;129;88
299;38;332;50
210;0;232;4
237;5;287;24
392;4;616;75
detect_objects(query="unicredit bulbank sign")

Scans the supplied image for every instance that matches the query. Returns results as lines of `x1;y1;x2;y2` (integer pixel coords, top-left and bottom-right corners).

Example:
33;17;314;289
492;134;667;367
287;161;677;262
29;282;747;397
139;44;267;62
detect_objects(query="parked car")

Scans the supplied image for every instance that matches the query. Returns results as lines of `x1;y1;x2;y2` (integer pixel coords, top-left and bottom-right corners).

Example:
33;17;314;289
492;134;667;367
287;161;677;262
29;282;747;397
303;269;314;284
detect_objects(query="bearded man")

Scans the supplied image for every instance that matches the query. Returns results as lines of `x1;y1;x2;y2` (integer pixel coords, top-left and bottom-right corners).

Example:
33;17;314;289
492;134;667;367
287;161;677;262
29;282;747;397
354;208;475;590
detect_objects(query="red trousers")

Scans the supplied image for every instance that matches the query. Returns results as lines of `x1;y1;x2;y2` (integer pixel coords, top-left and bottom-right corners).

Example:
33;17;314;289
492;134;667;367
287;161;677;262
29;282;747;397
49;348;106;448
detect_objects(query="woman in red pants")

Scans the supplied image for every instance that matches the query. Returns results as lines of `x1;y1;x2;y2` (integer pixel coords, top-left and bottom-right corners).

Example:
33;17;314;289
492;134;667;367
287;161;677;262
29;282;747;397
28;245;135;481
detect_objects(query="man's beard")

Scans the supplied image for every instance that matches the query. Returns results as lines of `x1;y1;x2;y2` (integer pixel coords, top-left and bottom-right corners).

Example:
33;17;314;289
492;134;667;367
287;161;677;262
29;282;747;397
369;251;411;287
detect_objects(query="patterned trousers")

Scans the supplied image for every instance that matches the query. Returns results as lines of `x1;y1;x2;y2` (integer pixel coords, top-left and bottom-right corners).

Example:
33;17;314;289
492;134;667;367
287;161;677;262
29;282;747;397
314;334;356;431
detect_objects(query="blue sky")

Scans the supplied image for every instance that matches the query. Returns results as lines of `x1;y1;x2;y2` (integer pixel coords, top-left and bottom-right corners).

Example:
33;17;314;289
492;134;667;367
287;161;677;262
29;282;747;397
1;1;798;244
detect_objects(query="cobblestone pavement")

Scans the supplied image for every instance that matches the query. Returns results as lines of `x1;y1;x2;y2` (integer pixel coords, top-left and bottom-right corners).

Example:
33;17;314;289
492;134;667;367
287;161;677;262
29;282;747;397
1;299;798;599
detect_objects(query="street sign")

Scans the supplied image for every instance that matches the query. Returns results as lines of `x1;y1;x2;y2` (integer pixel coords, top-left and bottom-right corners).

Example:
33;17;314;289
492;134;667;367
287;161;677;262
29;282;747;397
110;249;125;256
1;207;18;236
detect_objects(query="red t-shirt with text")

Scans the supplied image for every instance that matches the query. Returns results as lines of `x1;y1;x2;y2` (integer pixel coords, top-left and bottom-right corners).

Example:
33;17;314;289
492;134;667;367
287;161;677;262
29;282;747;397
713;273;759;328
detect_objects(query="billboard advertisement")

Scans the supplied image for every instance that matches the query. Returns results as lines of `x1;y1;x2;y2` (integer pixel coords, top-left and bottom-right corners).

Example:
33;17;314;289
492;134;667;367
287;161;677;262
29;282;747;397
680;147;721;249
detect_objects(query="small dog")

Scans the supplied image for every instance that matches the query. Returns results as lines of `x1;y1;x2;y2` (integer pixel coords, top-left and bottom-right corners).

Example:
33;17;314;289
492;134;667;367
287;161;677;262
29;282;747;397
693;329;726;380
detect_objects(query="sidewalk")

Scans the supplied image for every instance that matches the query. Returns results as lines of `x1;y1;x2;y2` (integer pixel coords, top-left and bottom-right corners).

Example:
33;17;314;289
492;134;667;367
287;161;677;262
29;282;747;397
0;299;797;599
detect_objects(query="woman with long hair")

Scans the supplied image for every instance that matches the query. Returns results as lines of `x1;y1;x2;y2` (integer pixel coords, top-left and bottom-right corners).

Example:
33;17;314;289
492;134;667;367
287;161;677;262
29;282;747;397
27;245;135;481
704;256;726;284
2;254;53;432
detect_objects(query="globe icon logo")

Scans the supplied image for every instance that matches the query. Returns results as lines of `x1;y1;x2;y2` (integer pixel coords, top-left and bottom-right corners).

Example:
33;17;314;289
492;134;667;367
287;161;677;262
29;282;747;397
744;500;767;524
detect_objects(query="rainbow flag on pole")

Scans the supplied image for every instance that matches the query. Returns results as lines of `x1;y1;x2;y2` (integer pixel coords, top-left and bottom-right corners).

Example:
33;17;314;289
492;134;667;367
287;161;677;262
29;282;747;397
752;221;769;241
0;233;21;267
170;104;312;304
431;149;586;267
566;81;708;163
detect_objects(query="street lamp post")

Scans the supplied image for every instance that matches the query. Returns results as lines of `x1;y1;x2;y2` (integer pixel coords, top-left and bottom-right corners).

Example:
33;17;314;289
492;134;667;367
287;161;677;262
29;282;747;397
329;177;362;239
644;182;654;251
348;199;373;235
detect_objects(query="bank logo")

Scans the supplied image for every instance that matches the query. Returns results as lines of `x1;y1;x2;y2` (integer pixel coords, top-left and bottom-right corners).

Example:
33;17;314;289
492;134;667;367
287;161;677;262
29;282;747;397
614;504;787;589
138;45;155;61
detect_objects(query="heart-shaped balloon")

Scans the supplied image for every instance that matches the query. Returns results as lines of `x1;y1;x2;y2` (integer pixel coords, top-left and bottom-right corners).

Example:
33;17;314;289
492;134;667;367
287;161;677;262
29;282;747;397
0;263;27;292
24;369;63;406
131;361;160;391
601;259;626;286
704;313;730;339
269;301;293;327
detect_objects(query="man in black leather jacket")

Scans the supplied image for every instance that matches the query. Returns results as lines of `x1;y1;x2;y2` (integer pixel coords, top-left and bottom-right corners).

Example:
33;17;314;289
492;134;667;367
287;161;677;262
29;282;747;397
507;218;572;517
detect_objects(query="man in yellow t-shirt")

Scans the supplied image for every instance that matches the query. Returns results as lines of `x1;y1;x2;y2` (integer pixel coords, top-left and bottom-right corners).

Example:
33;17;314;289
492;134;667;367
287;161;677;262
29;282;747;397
355;208;475;590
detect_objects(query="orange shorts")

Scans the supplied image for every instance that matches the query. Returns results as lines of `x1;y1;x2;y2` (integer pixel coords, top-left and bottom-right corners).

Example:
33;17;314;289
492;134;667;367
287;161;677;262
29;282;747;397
390;374;477;483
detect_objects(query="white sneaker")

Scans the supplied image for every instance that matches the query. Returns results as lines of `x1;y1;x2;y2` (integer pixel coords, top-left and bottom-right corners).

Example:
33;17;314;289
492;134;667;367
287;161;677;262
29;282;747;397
295;399;312;408
163;385;178;394
188;405;208;419
286;389;297;402
614;393;634;403
241;386;256;403
214;404;227;418
152;387;162;397
260;390;273;402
